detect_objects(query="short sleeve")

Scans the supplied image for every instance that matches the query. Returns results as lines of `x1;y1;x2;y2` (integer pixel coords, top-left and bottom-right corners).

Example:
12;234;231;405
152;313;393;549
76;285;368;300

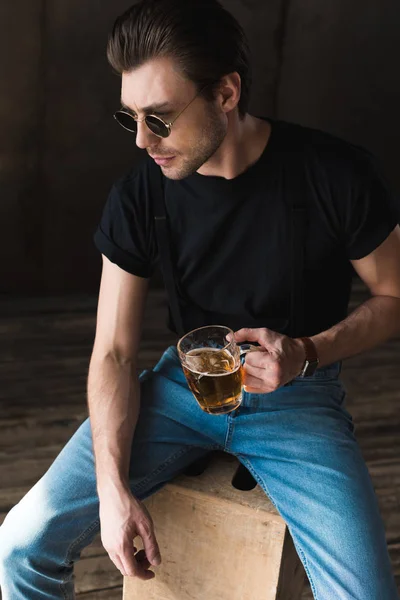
343;152;398;260
93;164;158;278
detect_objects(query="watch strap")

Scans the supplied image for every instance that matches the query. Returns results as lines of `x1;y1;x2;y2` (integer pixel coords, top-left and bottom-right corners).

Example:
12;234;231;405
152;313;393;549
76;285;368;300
298;337;319;376
299;337;318;362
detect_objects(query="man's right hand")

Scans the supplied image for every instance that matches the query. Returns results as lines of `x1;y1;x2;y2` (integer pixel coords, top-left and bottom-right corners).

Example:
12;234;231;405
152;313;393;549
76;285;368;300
99;485;162;580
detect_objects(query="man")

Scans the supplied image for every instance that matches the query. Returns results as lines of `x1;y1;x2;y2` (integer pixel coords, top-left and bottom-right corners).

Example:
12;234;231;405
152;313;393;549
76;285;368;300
0;0;399;598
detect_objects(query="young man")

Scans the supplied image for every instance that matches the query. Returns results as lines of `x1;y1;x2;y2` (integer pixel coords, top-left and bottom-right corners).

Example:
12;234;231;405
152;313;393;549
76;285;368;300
1;0;399;598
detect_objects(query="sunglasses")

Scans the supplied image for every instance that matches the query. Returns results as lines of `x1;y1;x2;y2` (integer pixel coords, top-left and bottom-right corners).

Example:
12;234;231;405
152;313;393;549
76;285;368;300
113;83;212;139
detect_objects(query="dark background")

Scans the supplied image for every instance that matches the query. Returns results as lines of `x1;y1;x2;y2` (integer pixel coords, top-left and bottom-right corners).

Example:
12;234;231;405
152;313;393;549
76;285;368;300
1;0;399;294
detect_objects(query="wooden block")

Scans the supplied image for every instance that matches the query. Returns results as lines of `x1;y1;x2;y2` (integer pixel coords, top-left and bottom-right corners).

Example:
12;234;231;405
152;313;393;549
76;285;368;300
123;451;305;600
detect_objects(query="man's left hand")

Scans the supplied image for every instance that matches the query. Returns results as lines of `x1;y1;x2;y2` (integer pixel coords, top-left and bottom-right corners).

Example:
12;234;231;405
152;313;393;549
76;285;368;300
227;327;306;393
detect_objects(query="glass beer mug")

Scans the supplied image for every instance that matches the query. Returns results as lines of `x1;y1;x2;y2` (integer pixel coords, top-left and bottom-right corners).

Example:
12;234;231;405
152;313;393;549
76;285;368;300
177;325;256;415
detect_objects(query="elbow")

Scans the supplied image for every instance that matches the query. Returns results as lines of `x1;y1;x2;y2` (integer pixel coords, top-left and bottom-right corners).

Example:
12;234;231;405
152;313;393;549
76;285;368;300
90;347;138;370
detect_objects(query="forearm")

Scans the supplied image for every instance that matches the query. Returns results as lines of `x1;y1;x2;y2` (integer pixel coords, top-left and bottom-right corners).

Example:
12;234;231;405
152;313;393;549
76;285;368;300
309;295;400;368
87;354;140;497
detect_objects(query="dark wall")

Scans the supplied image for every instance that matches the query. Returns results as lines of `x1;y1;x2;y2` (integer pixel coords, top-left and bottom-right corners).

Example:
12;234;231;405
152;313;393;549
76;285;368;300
1;0;399;294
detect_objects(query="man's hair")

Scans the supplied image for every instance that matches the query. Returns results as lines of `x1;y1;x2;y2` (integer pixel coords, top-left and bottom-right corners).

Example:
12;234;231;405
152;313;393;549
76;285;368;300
106;0;251;119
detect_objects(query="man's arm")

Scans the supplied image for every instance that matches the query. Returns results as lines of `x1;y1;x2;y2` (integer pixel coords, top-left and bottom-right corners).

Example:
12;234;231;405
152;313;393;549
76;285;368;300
309;225;400;367
88;254;149;491
230;225;400;393
87;255;161;579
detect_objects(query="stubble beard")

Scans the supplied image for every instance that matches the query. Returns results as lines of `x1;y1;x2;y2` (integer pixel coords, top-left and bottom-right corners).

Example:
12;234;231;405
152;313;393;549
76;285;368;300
161;111;227;180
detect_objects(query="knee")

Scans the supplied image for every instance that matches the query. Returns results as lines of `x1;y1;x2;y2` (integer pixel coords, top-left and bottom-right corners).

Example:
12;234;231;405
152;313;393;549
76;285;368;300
0;509;26;571
0;500;53;570
0;533;25;573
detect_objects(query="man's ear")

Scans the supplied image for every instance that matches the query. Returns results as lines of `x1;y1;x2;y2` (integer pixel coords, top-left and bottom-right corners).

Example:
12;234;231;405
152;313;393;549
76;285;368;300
216;71;241;114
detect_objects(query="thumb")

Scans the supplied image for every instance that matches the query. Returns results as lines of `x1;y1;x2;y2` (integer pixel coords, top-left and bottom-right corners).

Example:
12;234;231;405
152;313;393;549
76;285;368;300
227;328;263;344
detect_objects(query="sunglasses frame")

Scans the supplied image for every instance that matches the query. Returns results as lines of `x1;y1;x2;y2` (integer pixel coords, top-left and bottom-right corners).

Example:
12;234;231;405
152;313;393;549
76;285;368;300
113;82;214;138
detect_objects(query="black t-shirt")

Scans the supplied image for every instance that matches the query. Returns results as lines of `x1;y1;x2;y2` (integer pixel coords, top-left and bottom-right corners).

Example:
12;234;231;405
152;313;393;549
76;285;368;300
93;117;398;337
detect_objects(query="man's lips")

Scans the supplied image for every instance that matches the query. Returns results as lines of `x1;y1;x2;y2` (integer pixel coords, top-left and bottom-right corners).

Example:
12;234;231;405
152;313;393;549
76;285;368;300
150;155;175;166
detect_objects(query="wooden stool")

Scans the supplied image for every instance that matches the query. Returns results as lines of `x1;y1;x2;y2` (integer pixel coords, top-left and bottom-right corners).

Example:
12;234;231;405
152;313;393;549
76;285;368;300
123;451;305;600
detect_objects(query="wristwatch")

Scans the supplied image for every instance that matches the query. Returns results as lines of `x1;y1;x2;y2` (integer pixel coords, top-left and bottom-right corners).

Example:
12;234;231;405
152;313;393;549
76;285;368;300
298;337;319;377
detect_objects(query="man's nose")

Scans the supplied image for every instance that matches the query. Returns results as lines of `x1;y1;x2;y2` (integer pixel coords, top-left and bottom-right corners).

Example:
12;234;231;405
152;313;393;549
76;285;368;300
135;120;159;150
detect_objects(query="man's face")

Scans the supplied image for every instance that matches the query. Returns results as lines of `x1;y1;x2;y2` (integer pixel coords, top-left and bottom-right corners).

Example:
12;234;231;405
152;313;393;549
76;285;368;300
120;57;227;180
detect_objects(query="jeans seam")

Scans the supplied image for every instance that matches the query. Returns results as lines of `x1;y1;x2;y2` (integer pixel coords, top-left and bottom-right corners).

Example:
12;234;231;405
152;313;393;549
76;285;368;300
60;573;73;600
291;541;319;599
133;444;220;492
237;455;319;599
235;455;280;511
63;518;100;565
61;518;100;599
223;420;235;452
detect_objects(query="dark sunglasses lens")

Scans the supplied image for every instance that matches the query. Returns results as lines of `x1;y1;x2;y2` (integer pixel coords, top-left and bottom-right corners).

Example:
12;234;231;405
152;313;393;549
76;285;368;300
114;112;137;133
146;116;169;138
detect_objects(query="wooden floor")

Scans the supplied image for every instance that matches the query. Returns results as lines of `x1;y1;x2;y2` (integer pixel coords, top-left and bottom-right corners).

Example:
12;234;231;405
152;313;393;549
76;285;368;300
0;280;399;599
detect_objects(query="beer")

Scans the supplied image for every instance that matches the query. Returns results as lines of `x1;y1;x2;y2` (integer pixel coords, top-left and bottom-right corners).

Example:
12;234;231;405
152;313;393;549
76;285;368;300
182;347;243;414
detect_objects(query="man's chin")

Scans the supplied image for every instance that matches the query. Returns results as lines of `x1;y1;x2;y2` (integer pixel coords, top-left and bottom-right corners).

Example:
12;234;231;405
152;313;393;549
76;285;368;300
161;168;188;181
159;160;197;181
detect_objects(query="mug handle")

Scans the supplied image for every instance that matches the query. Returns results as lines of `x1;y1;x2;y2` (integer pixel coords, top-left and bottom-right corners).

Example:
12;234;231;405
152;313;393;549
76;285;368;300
238;343;260;357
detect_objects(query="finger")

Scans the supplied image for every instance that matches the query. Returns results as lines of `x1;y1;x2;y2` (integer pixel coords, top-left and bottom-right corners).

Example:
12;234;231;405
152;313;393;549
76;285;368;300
138;521;162;567
244;369;281;393
111;553;127;577
244;385;266;394
232;327;276;346
243;360;268;376
243;372;265;390
244;350;273;369
230;328;261;343
136;548;152;569
118;537;155;580
244;356;281;382
119;547;155;581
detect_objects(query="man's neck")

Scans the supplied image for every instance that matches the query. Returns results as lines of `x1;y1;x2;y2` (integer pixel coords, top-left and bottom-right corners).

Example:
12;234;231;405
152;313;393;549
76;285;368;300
196;114;272;180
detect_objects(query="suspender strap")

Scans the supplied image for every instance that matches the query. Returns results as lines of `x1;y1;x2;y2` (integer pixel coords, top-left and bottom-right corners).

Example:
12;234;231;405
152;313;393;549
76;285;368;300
290;159;308;338
291;207;307;337
151;172;185;337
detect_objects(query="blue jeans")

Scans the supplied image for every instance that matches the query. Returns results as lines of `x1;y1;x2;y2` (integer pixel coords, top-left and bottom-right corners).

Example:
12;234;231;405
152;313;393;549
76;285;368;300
0;345;398;600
